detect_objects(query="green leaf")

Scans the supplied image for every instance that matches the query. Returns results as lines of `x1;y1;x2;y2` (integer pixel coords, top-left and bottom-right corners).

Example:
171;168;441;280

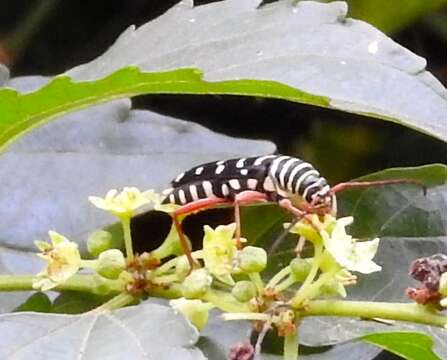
15;292;52;313
361;332;441;360
0;302;205;359
66;0;447;142
0;67;326;153
338;164;447;238
52;292;111;314
2;1;447;152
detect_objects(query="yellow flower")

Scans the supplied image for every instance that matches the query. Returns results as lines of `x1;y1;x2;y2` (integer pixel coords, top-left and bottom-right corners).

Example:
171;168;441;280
203;223;237;285
33;231;81;291
320;216;381;274
88;187;161;218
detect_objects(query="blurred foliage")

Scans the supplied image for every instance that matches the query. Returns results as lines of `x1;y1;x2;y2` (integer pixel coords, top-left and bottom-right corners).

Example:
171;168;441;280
346;0;447;34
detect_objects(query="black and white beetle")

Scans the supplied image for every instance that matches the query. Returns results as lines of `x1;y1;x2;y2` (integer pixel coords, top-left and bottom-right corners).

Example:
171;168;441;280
163;154;423;265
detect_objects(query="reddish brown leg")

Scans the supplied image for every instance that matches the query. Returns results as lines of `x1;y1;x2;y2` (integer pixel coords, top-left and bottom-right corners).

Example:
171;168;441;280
330;179;426;195
233;191;268;248
172;197;230;267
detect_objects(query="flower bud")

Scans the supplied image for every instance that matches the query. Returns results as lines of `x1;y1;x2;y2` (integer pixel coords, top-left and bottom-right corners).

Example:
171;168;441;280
87;230;114;257
182;269;212;299
97;249;125;279
290;258;312;282
175;255;191;281
170;298;213;331
231;281;257;302
238;246;267;273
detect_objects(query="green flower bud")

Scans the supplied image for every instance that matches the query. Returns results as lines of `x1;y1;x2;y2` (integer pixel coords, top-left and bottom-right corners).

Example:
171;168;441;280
290;258;312;282
97;249;125;279
87;230;113;257
238;246;267;273
182;269;212;299
170;298;213;331
231;281;257;302
176;255;191;281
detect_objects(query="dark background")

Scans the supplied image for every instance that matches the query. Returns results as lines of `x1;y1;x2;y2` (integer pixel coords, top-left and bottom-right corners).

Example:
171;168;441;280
1;0;446;184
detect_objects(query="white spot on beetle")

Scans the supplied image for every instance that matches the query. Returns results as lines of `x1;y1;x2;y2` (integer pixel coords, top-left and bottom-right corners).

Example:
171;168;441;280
247;179;258;190
178;189;187;204
189;185;199;201
240;169;248;176
175;172;185;182
216;165;225;174
202;181;215;197
195;167;204;175
236;158;245;168
229;179;241;190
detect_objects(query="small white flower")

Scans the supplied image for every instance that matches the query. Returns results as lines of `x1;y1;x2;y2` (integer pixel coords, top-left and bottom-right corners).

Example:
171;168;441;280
89;187;161;217
320;216;381;274
33;231;81;291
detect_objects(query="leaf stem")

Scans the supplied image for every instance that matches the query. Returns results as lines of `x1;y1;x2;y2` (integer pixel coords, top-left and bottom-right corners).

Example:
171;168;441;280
301;300;447;328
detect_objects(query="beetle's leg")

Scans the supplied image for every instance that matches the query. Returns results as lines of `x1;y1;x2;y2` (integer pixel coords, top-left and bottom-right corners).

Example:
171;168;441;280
171;197;231;267
330;179;426;195
232;191;268;248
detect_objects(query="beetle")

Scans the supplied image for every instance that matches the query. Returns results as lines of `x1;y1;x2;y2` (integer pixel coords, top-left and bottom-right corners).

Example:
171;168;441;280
163;154;423;265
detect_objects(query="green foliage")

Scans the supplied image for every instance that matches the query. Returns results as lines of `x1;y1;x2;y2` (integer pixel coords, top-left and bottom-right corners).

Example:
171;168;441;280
0;67;327;153
362;332;440;360
348;0;447;34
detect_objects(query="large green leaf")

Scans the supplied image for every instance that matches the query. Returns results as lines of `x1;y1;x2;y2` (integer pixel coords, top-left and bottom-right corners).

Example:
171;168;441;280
67;0;447;142
0;302;205;359
2;1;447;152
361;332;440;360
0;67;325;152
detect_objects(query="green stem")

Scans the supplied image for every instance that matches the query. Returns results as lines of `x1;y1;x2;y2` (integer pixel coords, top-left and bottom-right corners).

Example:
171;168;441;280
275;275;297;293
248;272;264;295
292;243;323;307
0;274;123;295
301;300;447;328
148;283;183;299
266;265;291;289
93;292;136;312
203;289;251;313
121;216;134;261
154;250;203;276
292;272;334;307
283;323;299;360
79;259;98;270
